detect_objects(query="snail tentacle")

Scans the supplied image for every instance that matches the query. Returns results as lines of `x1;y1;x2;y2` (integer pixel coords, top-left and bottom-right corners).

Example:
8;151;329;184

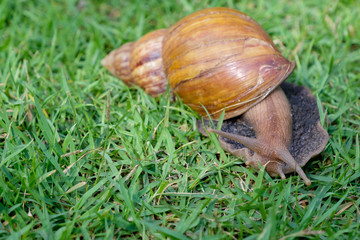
275;149;311;186
277;168;286;180
208;127;311;186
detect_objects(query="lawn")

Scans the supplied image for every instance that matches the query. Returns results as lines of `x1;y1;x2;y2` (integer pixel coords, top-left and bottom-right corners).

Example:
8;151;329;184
0;0;359;239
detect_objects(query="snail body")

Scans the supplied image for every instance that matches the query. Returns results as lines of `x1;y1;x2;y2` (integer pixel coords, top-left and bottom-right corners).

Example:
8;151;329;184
208;87;311;185
102;7;329;185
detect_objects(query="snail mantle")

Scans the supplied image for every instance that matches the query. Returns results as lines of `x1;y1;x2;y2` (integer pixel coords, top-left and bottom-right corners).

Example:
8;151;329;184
102;7;329;185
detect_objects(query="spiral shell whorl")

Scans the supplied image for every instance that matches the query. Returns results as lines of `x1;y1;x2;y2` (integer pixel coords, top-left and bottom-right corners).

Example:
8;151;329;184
130;29;168;97
102;30;168;97
101;42;134;86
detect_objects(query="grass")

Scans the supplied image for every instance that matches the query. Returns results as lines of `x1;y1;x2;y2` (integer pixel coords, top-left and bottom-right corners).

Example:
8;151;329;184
0;0;359;239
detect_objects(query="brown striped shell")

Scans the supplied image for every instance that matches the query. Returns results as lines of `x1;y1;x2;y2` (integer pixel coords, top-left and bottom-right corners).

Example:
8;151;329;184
102;29;168;97
101;42;134;86
102;7;294;119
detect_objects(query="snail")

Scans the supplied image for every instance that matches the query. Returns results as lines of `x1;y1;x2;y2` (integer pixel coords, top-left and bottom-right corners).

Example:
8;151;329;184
102;7;329;185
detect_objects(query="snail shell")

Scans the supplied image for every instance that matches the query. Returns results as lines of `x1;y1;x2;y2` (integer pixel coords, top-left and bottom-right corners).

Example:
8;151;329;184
102;7;294;119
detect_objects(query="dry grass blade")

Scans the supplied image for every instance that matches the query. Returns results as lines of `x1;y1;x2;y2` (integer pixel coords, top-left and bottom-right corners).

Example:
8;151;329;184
63;148;102;174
